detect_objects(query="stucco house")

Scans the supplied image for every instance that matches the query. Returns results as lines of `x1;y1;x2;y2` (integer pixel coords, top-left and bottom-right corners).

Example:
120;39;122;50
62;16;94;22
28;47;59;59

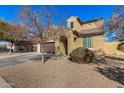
55;16;124;55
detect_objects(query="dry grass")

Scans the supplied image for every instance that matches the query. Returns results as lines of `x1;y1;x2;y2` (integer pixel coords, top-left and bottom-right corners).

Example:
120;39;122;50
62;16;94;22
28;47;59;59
0;58;123;88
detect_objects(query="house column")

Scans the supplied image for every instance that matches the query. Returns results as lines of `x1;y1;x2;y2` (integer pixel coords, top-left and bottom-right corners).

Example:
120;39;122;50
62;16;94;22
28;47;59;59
67;32;75;55
36;43;41;53
55;37;61;55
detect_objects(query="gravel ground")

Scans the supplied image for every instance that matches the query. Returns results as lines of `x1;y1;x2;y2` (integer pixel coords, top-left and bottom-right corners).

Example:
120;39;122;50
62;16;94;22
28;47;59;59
0;58;124;88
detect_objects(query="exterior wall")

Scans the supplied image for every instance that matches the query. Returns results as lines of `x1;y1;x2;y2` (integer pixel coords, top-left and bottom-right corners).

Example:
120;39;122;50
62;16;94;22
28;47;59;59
74;36;124;56
67;16;104;32
55;30;75;55
74;37;82;48
15;42;36;52
92;35;105;49
36;43;41;53
67;16;82;31
67;33;75;54
56;16;124;56
81;20;103;30
55;30;124;56
73;35;105;49
103;42;124;55
60;41;66;54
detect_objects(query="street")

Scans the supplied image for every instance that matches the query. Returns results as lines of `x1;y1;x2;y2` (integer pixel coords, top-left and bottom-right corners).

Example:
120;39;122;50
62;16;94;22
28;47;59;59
0;52;42;67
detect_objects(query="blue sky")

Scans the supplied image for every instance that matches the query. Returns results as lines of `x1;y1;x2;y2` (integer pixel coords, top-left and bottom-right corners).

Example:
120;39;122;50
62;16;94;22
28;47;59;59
0;5;117;43
0;5;116;24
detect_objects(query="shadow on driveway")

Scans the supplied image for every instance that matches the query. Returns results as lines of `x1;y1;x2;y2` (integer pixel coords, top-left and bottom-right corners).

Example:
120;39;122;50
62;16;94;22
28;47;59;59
31;53;53;62
94;65;124;86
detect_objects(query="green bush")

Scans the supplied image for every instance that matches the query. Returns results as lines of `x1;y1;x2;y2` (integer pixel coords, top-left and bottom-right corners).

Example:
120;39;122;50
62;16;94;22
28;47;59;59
69;47;94;64
117;42;124;52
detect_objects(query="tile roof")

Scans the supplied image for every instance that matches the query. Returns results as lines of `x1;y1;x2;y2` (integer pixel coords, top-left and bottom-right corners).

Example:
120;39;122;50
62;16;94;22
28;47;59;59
73;24;105;37
77;17;103;25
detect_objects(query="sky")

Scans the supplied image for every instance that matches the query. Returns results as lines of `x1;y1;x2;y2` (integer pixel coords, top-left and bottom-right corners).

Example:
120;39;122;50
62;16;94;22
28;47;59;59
0;5;117;44
0;5;116;24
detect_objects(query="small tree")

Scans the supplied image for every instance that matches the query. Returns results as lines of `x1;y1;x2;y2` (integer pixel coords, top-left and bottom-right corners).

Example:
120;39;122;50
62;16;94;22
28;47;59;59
0;19;29;54
0;19;10;40
107;6;124;41
19;6;56;63
6;23;29;54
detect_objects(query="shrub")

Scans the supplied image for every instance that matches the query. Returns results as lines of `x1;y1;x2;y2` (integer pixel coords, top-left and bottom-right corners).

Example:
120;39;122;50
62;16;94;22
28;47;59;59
69;47;94;64
117;42;124;52
91;48;106;62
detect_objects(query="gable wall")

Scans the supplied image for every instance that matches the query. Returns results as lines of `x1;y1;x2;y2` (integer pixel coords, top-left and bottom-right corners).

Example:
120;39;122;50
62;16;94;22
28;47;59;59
67;16;104;32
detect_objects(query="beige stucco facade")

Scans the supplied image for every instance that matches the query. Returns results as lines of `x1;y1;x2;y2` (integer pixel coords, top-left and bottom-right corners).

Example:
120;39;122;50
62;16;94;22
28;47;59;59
55;29;75;55
103;42;124;55
55;16;124;56
92;35;105;49
67;16;104;32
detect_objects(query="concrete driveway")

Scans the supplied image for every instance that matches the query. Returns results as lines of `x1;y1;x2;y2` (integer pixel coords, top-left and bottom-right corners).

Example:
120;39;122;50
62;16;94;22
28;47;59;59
0;52;42;67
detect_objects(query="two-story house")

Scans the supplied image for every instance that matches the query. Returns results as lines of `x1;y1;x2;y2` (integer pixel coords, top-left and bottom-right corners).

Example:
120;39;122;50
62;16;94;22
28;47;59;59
55;16;105;55
55;16;124;56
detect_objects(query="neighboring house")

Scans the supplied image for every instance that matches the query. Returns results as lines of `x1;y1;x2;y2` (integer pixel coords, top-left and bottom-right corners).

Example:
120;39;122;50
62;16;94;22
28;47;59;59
13;28;56;53
55;16;124;55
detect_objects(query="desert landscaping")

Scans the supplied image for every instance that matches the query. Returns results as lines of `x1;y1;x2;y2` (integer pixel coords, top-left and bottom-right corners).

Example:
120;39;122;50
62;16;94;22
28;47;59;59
0;5;124;88
0;55;124;88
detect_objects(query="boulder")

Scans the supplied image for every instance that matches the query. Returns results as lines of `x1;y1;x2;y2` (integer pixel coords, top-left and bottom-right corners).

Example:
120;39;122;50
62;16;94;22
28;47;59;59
69;47;94;64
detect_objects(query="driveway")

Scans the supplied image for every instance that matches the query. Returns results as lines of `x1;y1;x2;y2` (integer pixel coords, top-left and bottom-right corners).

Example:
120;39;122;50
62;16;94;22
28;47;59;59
0;52;42;67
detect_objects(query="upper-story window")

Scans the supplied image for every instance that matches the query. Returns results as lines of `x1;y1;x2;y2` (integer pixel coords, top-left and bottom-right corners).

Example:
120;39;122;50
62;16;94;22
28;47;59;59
94;22;99;26
70;21;74;29
89;22;99;27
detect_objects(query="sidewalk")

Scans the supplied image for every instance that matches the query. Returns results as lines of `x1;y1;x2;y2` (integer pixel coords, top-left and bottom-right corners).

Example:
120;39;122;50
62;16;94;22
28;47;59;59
0;76;11;88
0;52;37;59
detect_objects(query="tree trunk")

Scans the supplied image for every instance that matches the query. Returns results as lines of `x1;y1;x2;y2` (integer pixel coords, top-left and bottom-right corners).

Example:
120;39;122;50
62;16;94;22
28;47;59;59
41;42;44;64
8;42;14;54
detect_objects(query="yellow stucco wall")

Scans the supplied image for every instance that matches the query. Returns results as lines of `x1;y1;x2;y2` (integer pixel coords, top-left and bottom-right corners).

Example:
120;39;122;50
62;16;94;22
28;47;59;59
74;37;82;49
60;41;66;54
72;35;105;49
67;33;75;54
73;37;124;55
55;29;75;55
55;16;124;56
103;42;124;55
81;20;104;30
92;35;105;49
55;31;124;56
67;16;82;31
67;16;104;32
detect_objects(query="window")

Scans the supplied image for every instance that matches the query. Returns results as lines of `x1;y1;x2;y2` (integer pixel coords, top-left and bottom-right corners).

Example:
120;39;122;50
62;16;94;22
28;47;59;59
83;36;92;48
94;22;99;26
70;21;74;29
89;23;94;27
89;22;99;27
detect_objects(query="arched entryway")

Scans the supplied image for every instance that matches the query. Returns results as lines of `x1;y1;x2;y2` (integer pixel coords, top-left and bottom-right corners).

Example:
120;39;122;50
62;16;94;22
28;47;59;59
55;29;75;56
60;36;68;55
